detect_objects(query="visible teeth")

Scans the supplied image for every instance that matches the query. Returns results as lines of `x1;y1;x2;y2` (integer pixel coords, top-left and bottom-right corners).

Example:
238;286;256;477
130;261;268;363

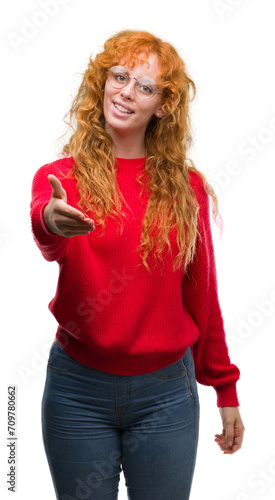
114;103;132;114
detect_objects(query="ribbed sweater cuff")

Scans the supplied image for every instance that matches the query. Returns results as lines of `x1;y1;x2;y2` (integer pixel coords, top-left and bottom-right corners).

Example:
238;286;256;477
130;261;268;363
215;383;240;408
31;201;61;241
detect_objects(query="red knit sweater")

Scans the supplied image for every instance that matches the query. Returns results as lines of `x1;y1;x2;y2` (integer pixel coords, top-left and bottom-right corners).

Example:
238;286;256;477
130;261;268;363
30;156;240;407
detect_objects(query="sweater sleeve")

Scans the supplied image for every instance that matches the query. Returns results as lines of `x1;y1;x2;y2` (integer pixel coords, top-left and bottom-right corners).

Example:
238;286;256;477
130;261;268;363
30;164;70;263
181;172;240;407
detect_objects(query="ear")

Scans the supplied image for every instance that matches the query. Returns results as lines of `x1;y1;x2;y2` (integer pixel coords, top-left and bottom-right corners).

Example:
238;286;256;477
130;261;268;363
154;104;167;119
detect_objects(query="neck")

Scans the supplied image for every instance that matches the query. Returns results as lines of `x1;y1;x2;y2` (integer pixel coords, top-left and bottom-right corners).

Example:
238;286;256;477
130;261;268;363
106;126;146;159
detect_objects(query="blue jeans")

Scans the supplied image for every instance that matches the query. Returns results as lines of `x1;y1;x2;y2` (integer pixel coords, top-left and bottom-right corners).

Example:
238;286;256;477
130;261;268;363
41;340;200;500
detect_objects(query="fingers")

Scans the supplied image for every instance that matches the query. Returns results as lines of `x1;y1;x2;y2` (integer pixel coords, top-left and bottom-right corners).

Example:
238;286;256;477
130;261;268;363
214;434;234;453
55;217;95;237
214;432;243;454
53;200;92;224
57;225;95;238
224;436;242;454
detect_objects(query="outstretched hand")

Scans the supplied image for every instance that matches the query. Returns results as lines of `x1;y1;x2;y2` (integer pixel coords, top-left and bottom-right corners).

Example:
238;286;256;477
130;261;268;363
43;174;95;237
215;406;245;454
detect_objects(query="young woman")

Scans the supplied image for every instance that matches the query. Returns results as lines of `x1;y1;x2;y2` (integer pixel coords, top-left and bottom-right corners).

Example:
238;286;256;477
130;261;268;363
30;30;245;500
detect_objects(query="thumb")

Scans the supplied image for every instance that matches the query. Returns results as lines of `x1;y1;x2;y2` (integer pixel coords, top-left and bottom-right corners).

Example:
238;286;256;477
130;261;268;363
225;425;234;447
47;174;67;202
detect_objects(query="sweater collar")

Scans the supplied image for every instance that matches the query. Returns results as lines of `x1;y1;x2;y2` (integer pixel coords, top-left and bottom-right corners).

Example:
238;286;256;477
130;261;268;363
115;157;146;170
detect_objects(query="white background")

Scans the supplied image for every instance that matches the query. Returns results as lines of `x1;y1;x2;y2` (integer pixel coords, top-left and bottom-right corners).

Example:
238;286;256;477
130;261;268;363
1;0;275;499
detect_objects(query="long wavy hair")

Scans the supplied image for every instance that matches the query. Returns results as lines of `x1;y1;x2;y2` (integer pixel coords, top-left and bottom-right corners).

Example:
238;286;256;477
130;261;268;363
56;29;222;273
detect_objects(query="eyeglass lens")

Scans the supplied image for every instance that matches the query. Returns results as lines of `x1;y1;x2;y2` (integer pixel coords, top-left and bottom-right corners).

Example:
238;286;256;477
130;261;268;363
108;66;158;99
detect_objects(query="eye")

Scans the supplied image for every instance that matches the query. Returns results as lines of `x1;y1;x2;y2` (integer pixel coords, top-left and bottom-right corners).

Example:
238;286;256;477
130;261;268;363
136;77;156;95
114;73;127;82
139;84;154;94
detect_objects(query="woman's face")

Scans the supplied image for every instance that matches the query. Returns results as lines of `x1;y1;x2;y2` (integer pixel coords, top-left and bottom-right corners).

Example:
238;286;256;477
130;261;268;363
103;53;165;141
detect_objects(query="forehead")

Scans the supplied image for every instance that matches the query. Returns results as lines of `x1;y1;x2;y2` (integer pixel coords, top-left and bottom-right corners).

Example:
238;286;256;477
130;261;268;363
118;52;161;80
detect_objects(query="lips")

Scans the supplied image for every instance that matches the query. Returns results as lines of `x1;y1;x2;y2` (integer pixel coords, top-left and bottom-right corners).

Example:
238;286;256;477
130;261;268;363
113;101;134;114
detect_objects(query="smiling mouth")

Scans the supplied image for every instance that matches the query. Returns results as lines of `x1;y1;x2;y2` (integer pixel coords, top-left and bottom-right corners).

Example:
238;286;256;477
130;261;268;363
114;103;134;114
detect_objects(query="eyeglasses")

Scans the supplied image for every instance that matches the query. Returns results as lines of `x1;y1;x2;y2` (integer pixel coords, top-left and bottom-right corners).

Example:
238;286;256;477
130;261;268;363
106;66;163;100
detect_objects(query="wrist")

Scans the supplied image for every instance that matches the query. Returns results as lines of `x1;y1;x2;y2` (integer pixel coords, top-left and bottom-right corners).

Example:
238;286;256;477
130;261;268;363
43;204;56;235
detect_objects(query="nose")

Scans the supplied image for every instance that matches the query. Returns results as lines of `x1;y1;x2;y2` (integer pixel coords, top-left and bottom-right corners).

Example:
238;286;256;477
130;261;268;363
120;77;136;100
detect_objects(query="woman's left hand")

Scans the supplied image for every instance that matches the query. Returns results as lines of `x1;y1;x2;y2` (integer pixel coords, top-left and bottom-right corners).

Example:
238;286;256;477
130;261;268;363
214;406;245;454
